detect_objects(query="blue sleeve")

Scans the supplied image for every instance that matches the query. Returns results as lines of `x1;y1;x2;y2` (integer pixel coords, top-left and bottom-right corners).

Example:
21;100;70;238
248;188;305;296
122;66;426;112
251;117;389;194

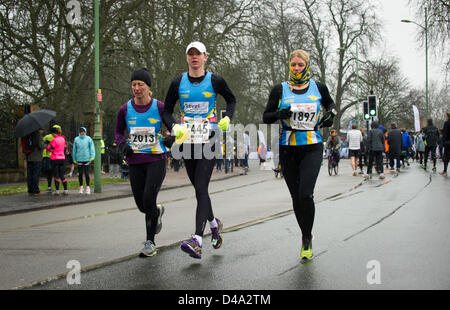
72;138;78;162
89;138;96;159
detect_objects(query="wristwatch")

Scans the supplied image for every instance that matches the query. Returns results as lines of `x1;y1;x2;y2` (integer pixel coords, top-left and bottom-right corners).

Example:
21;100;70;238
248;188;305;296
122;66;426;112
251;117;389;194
330;108;338;116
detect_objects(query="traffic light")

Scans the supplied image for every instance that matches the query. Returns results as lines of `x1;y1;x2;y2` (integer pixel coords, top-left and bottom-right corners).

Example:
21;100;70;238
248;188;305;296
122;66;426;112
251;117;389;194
368;95;377;116
363;101;370;120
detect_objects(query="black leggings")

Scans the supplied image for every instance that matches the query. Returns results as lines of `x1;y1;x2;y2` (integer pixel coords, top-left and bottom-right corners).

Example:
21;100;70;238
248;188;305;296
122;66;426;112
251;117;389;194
77;162;90;186
51;159;67;190
129;159;166;243
424;145;437;168
280;143;323;240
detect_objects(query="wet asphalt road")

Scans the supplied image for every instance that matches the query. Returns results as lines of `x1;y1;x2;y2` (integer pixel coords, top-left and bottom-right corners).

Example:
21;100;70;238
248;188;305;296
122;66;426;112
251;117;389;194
28;164;450;291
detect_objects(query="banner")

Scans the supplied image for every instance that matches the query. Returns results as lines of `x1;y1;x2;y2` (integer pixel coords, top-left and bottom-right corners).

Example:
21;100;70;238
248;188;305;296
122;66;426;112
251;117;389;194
412;105;420;132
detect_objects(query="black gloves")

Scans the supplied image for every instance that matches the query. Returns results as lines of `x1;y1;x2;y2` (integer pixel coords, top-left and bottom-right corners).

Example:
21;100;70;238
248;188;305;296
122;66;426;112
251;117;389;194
319;110;335;128
162;136;175;148
119;142;134;158
278;107;293;120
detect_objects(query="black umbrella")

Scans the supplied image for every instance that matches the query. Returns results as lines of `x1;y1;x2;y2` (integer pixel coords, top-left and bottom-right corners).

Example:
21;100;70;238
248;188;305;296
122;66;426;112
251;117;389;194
14;109;56;138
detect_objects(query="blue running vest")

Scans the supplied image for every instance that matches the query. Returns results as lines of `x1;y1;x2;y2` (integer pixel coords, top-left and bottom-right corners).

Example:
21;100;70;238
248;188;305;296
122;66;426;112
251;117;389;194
279;80;323;146
178;71;218;129
126;99;166;154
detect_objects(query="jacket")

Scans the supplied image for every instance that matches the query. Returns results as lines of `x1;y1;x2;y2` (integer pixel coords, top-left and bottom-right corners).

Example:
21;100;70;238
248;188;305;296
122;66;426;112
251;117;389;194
423;119;439;147
415;134;425;152
108;145;122;165
26;130;45;162
367;121;385;152
443;119;450;145
73;127;95;162
47;135;66;160
401;132;411;149
387;127;402;156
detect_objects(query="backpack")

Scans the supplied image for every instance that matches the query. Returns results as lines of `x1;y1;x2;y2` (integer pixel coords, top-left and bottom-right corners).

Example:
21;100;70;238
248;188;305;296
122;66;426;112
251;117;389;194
21;135;33;154
425;126;439;146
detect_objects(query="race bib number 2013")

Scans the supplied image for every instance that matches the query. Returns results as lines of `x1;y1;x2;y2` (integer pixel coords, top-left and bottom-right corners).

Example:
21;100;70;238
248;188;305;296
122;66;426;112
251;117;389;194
130;127;156;151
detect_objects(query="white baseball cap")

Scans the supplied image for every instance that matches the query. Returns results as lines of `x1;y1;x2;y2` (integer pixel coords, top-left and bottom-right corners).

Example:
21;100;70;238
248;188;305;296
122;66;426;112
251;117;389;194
186;41;207;54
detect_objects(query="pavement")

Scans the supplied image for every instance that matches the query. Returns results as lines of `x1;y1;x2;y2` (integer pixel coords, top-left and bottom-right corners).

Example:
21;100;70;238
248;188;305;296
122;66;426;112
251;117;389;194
0;165;244;216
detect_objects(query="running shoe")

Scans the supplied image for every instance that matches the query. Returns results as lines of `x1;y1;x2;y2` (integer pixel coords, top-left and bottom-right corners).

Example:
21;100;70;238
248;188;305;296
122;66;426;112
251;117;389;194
85;186;91;195
79;186;84;194
155;204;164;234
439;171;447;177
301;237;313;260
379;173;385;180
211;218;223;249
140;240;157;257
181;236;202;259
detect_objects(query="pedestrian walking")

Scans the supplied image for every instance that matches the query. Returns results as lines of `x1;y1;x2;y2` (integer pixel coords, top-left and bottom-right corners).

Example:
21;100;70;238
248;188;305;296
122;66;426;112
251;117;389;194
115;68;170;257
25;128;45;196
72;126;95;194
46;125;68;195
415;131;425;165
364;121;385;180
423;118;439;171
346;123;363;176
163;41;236;259
263;49;337;260
401;128;412;168
358;128;368;174
387;123;402;172
440;112;450;176
108;141;121;178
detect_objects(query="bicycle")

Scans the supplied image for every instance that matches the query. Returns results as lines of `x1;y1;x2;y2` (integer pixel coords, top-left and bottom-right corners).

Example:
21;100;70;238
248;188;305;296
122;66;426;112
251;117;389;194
328;149;339;176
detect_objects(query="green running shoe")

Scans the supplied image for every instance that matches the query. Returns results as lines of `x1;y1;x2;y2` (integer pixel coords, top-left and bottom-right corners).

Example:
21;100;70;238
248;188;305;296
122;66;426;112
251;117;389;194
140;240;157;257
301;237;313;260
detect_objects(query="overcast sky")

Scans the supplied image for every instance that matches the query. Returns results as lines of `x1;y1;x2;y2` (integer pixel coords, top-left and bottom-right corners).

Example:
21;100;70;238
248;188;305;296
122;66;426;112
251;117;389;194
377;0;445;89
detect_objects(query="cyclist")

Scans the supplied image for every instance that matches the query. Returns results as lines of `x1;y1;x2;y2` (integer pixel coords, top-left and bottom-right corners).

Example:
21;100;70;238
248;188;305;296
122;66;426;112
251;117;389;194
326;129;341;167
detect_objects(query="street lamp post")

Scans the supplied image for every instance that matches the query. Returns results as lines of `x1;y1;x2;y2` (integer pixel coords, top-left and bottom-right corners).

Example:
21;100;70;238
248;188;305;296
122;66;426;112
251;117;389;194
93;0;102;193
402;7;429;120
355;40;360;128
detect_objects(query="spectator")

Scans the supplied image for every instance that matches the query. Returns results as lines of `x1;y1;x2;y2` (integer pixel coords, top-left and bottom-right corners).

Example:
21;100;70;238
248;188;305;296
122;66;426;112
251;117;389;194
440;112;450;176
387;123;402;172
108;141;122;178
423;118;439;171
346;123;362;176
26;129;45;196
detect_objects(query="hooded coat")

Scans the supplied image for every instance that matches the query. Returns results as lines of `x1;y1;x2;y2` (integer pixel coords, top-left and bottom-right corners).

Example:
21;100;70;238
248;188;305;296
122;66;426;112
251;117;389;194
367;121;385;152
387;125;402;156
73;127;95;163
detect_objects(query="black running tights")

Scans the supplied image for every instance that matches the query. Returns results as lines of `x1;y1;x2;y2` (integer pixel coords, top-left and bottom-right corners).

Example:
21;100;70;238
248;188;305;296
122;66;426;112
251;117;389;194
77;162;90;186
184;157;216;237
280;143;323;240
129;159;166;242
51;159;67;190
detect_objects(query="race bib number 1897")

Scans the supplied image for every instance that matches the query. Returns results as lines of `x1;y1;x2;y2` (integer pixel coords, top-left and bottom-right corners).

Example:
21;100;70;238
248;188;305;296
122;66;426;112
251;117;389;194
290;103;318;130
